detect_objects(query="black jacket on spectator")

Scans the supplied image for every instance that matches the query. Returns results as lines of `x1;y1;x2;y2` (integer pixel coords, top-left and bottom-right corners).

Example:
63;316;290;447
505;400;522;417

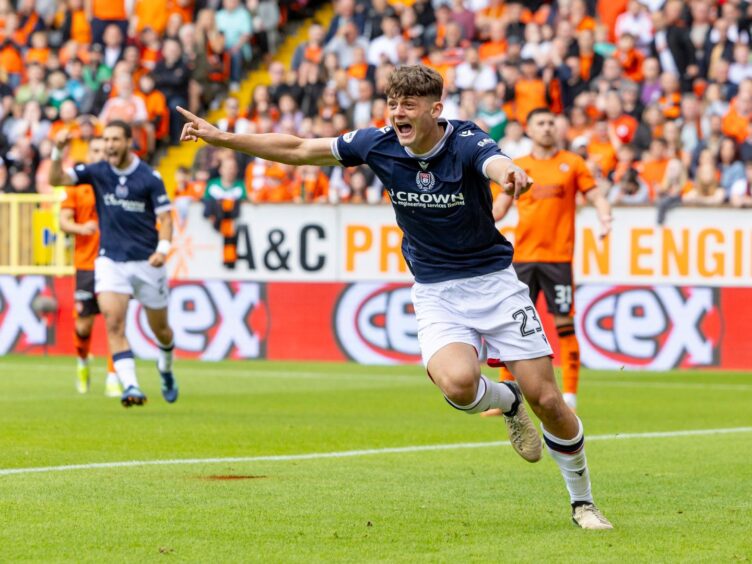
152;59;191;101
632;123;653;154
700;36;734;78
300;80;326;118
361;2;397;40
324;13;367;44
269;82;303;108
557;65;589;110
650;26;696;79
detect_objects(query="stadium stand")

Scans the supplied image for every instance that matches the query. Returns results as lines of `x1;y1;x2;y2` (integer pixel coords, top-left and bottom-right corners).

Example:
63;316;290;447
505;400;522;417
0;0;751;215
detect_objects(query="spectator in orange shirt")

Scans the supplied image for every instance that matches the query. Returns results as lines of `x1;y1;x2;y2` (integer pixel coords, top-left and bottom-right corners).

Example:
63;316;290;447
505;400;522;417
587;119;618;178
604;90;638;147
99;73;148;125
722;91;752;144
576;29;604;84
293;165;329;203
641;137;671;201
611;143;638;185
292;23;325;71
515;58;548;124
477;19;507;66
658;72;682;120
132;0;169;37
570;0;596;32
89;0;128;46
253;163;296;203
613;33;644;83
26;30;50;66
137;73;169;143
48;99;81;141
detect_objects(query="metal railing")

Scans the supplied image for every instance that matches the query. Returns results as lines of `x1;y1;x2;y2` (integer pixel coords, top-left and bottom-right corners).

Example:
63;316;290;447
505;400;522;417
0;192;74;276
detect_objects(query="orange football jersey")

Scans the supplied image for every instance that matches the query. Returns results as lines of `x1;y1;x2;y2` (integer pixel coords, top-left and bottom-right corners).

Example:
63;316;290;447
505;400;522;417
513;151;596;263
61;185;99;270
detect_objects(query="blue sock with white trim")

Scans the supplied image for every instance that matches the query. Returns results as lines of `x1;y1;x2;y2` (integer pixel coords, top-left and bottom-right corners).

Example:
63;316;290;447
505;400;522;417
542;417;593;503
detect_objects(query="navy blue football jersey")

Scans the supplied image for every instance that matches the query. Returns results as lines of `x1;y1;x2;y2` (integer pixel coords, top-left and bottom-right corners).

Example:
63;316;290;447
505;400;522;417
68;157;172;262
332;119;514;283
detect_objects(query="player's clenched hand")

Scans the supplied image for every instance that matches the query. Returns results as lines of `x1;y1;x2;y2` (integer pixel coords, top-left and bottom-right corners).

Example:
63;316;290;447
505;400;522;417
177;106;221;145
149;251;166;267
502;164;533;200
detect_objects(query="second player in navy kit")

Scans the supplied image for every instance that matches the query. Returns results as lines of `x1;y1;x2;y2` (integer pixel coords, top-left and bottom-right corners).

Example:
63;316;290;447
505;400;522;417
177;65;612;530
49;120;179;408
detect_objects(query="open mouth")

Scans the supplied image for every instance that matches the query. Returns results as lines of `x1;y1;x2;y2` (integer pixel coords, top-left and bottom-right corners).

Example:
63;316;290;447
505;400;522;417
395;123;413;136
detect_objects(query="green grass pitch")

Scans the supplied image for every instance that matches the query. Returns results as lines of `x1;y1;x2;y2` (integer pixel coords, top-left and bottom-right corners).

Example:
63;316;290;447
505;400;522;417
0;355;750;562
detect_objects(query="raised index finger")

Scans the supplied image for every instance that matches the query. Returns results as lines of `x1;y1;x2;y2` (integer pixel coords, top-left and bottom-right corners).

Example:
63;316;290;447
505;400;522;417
176;106;199;122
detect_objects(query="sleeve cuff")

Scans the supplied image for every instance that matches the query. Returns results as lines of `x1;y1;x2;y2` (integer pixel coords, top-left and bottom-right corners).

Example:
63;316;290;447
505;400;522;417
65;167;79;184
330;138;342;162
155;204;173;215
481;154;510;179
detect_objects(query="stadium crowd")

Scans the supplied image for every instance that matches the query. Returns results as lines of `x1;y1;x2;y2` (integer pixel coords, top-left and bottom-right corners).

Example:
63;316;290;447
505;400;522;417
0;0;312;194
2;0;752;215
187;0;752;214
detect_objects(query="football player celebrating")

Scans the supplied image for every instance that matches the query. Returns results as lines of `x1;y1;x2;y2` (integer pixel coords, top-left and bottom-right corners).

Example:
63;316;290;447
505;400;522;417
177;65;612;530
50;120;178;408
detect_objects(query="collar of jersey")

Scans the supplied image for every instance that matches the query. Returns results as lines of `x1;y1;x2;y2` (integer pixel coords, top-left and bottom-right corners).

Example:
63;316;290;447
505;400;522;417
403;119;454;160
109;155;140;177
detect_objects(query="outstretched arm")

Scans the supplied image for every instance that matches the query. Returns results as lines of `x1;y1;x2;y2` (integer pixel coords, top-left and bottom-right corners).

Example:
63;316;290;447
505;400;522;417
178;107;340;167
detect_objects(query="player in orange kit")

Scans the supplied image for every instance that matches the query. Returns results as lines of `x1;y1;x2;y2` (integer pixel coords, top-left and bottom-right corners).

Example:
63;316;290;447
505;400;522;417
59;137;122;397
491;108;612;411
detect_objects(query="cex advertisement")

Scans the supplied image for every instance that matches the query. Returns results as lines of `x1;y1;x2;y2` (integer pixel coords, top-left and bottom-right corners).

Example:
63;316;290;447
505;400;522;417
1;275;750;370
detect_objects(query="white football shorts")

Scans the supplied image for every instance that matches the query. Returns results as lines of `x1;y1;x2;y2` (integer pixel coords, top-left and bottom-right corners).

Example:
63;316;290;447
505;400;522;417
411;266;553;367
94;256;169;309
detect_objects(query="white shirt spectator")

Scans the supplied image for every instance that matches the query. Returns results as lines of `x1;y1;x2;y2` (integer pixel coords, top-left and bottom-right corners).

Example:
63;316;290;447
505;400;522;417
638;0;665;11
325;36;370;69
729;63;752;85
367;33;403;66
217;116;252;135
654;30;679;76
499;136;533;159
352;101;372;129
730;178;751;199
615;10;653;48
520;41;552;67
455;62;498;91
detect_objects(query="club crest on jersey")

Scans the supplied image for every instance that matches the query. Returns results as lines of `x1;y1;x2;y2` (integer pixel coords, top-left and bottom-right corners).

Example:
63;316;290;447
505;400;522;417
415;171;436;192
560;163;570;172
116;176;128;198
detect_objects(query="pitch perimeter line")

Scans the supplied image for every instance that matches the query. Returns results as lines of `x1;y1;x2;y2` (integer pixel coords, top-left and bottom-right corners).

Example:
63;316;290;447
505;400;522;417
2;427;751;478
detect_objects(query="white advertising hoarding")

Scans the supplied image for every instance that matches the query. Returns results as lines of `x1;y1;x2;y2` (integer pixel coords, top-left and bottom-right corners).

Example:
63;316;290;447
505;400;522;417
168;204;752;287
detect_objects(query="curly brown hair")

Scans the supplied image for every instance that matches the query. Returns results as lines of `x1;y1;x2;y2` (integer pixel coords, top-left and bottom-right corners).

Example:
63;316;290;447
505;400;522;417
384;65;443;101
